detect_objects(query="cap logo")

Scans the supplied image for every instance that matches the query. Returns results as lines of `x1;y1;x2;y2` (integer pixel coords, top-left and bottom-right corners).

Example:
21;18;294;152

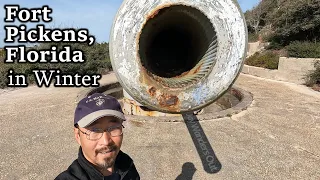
75;93;126;127
96;98;105;106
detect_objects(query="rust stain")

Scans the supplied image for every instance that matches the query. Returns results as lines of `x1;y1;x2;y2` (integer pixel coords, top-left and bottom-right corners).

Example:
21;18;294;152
173;71;189;78
172;62;204;78
146;3;173;21
148;87;156;97
193;63;202;74
125;98;180;116
139;66;153;85
139;66;181;112
137;3;180;85
148;9;159;19
136;4;185;113
157;94;179;108
145;111;158;116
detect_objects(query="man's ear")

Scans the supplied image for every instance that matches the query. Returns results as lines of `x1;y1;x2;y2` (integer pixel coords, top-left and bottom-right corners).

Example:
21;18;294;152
74;127;81;145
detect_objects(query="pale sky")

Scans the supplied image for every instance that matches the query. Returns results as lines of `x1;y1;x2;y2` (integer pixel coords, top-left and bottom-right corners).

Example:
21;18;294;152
0;0;259;47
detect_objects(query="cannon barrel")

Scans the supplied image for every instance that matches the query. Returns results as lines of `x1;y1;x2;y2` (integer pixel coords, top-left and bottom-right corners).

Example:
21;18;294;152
109;0;247;113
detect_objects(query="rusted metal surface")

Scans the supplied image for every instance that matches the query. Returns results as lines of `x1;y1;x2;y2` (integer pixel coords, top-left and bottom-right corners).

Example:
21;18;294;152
147;9;160;19
148;87;156;97
157;94;179;108
110;0;247;113
122;97;181;117
138;5;219;88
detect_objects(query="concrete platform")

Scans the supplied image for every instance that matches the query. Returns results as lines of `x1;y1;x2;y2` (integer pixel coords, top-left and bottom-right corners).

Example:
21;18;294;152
0;73;319;180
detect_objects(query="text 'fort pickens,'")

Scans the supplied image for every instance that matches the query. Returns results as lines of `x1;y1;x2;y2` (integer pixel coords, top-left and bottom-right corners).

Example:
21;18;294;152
3;5;101;88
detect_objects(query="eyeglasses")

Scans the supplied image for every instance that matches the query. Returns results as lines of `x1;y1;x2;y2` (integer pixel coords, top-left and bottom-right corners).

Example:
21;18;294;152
77;124;124;141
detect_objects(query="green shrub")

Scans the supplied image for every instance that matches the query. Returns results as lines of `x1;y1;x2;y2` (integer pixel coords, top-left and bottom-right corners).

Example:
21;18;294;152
0;61;9;88
245;51;279;69
286;41;320;58
266;41;283;50
304;61;320;86
0;42;112;89
248;33;259;42
0;50;5;58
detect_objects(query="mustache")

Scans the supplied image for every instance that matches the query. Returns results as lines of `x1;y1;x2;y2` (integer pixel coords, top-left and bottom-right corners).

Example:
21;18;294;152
95;144;118;154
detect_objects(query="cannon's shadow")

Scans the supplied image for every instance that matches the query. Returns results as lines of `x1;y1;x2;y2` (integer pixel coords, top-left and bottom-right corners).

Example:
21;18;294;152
180;113;222;176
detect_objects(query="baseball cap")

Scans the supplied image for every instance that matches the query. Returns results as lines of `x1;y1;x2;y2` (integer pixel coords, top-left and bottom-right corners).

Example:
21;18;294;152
74;93;126;127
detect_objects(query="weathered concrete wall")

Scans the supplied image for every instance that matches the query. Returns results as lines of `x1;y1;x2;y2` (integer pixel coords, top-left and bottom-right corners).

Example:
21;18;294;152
247;42;260;57
242;57;320;84
241;65;279;80
247;41;269;57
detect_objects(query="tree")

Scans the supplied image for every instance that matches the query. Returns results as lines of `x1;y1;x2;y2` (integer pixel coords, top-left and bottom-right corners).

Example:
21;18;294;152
271;0;320;45
244;0;278;34
246;0;320;45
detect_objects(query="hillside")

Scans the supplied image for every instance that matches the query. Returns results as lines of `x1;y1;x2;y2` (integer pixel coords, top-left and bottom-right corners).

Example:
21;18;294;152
245;0;320;45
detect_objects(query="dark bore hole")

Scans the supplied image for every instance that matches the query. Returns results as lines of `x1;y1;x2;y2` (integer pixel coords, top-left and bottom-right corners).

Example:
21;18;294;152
139;5;215;78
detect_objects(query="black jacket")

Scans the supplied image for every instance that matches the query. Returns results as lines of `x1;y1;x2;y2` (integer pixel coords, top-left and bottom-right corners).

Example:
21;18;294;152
55;147;140;180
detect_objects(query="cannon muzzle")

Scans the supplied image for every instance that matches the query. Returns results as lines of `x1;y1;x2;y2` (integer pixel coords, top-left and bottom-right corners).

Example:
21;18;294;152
110;0;247;113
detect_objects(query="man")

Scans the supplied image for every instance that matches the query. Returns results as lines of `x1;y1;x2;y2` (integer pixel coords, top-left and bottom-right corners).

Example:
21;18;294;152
56;93;140;180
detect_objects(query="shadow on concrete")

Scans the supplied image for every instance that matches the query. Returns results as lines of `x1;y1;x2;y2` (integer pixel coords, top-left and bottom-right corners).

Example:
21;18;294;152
175;162;197;180
182;113;222;174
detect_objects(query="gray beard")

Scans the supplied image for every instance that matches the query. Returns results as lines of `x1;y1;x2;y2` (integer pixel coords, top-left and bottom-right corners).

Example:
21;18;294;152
97;157;116;170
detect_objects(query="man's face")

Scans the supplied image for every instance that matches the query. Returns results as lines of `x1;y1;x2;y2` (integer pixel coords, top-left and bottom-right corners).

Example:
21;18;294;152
74;116;123;170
